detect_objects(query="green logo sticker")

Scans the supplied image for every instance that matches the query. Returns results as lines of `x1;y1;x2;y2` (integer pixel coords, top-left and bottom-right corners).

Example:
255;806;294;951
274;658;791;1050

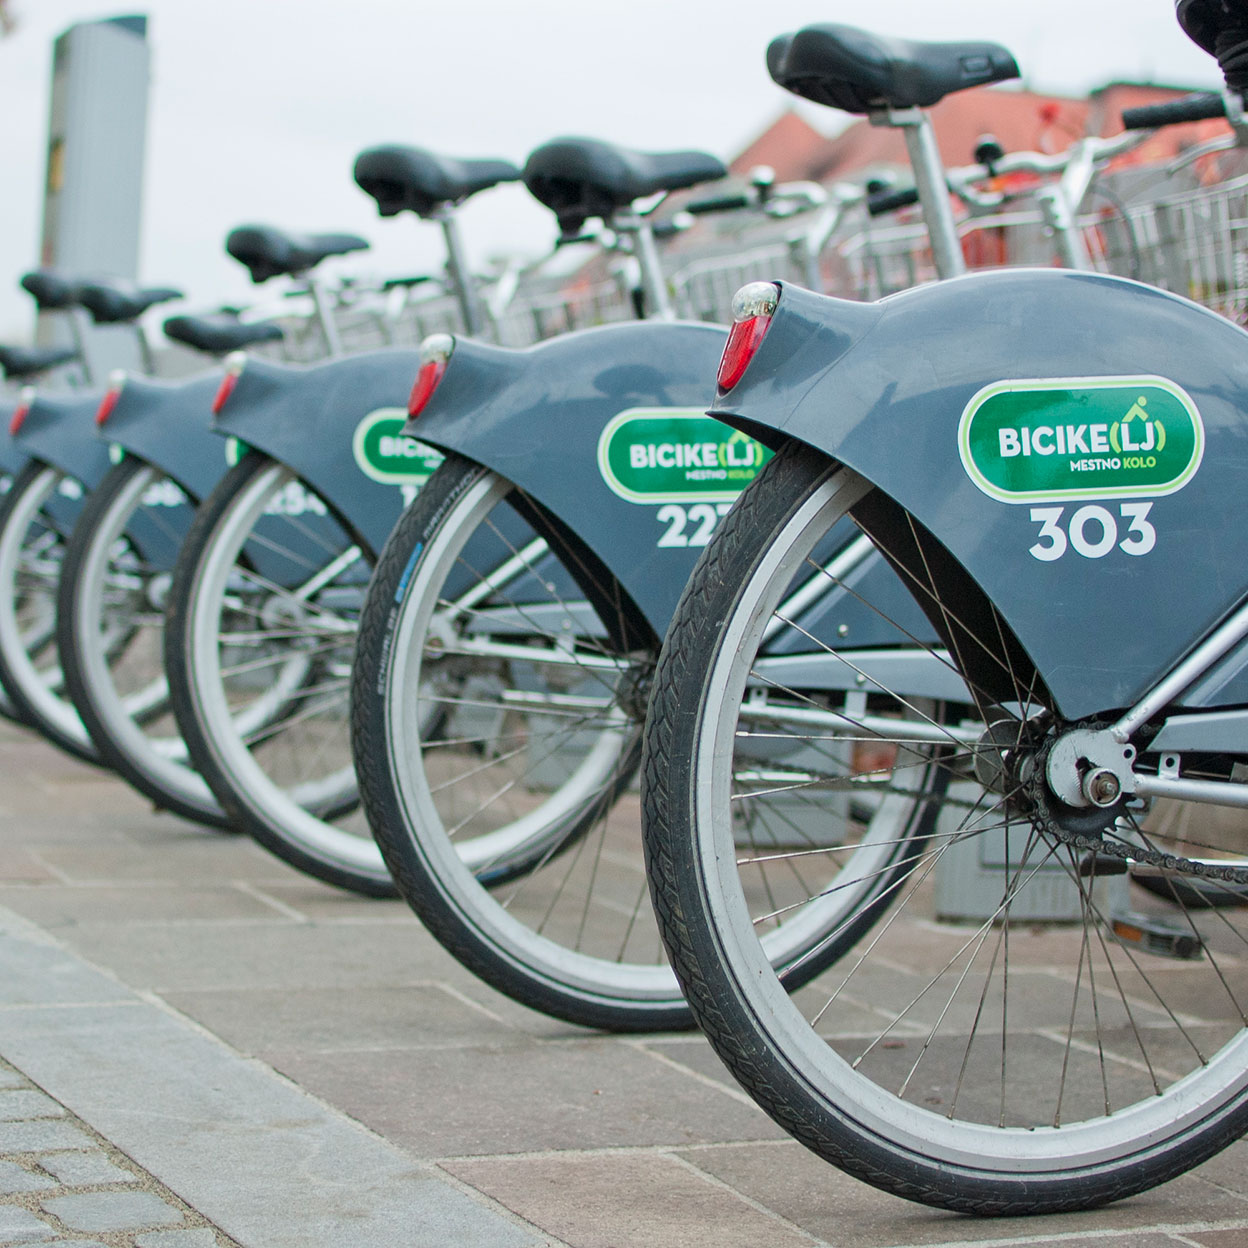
351;408;444;485
597;408;772;503
958;375;1204;504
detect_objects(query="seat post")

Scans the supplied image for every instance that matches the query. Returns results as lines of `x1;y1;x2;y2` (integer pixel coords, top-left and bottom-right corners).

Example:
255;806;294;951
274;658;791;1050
133;322;157;377
303;274;346;358
614;212;675;321
63;307;96;385
432;207;487;339
876;107;967;280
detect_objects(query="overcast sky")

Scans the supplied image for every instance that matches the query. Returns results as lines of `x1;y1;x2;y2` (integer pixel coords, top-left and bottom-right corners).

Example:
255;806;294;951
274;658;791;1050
0;0;1223;340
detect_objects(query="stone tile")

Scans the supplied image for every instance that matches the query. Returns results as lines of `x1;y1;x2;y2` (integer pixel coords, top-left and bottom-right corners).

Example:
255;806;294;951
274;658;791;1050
679;1140;1248;1246
54;921;470;993
135;1233;221;1248
52;1241;112;1247
239;882;416;922
0;1118;95;1152
0;1000;540;1248
42;1190;183;1233
0;1158;57;1193
0;851;57;883
0;818;134;848
445;1152;811;1248
31;839;289;885
0;1089;64;1121
639;1034;765;1094
267;1037;784;1158
0;1203;56;1241
162;984;518;1055
0;885;286;925
37;1151;135;1186
0;1068;28;1090
1186;1230;1248;1245
0;932;137;1010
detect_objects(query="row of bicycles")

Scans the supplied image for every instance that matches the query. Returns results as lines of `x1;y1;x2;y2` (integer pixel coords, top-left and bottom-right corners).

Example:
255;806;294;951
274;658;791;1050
6;0;1248;1219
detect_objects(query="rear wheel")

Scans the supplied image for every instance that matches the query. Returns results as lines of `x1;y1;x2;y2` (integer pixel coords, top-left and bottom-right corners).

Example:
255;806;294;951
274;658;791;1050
165;450;388;892
353;453;932;1031
643;441;1248;1214
0;461;101;762
58;458;230;826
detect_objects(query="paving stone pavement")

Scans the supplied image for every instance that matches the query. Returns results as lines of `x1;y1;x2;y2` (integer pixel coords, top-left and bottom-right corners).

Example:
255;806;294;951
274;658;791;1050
0;1054;237;1246
2;716;1248;1247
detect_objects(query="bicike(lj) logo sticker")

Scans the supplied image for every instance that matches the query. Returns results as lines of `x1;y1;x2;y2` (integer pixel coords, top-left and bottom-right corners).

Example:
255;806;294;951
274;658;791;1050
597;408;772;503
958;375;1203;504
352;408;444;485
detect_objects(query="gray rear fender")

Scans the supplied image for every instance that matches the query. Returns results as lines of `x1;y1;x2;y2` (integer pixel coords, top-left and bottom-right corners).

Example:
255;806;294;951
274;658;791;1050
99;370;227;501
0;402;27;477
714;271;1248;721
13;392;113;489
400;320;732;634
211;350;425;555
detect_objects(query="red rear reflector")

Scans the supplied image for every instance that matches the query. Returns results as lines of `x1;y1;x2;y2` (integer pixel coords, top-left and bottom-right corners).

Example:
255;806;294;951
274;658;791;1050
96;370;127;426
717;282;779;392
8;387;34;436
212;351;247;416
408;359;446;418
211;373;238;416
95;389;121;426
408;333;454;419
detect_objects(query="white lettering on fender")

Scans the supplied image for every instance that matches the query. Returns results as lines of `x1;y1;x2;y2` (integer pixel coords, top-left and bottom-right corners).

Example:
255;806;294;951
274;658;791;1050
1027;501;1157;562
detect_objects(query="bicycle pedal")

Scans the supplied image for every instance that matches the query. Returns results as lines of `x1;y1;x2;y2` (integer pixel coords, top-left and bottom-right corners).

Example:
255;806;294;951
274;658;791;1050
1110;909;1203;960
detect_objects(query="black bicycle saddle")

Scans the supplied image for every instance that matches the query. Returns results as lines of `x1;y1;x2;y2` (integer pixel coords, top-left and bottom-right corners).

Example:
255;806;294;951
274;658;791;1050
163;312;285;355
226;225;370;283
354;147;520;217
1178;0;1248;88
0;344;78;380
20;269;83;311
523;137;727;235
767;23;1019;113
78;278;183;324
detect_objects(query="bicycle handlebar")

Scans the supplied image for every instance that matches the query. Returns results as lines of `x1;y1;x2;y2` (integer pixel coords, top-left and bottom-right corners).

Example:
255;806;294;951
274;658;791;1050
1122;92;1227;130
684;193;753;215
866;186;920;216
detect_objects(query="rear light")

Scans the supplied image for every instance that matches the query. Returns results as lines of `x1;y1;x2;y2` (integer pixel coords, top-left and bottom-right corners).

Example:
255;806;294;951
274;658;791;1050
212;351;247;416
407;333;454;419
95;369;127;426
8;386;35;436
717;282;779;392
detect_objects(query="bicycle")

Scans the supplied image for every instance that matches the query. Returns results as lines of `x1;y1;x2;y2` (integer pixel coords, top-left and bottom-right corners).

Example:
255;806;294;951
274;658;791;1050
348;120;1057;1028
52;219;435;823
158;149;528;893
0;274;187;760
641;9;1248;1215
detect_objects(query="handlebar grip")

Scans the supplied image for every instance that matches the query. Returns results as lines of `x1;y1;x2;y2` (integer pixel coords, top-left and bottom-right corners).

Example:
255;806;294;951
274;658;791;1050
1121;92;1226;130
867;186;920;216
684;193;752;215
382;274;434;291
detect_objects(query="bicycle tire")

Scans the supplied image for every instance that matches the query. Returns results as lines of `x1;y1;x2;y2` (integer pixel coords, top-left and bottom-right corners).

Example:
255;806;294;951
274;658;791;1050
643;439;1248;1214
353;451;930;1031
164;449;393;894
57;457;231;827
0;460;101;763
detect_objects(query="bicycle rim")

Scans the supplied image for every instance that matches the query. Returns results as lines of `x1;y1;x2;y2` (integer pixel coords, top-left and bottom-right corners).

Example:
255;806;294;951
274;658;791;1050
653;450;1248;1211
